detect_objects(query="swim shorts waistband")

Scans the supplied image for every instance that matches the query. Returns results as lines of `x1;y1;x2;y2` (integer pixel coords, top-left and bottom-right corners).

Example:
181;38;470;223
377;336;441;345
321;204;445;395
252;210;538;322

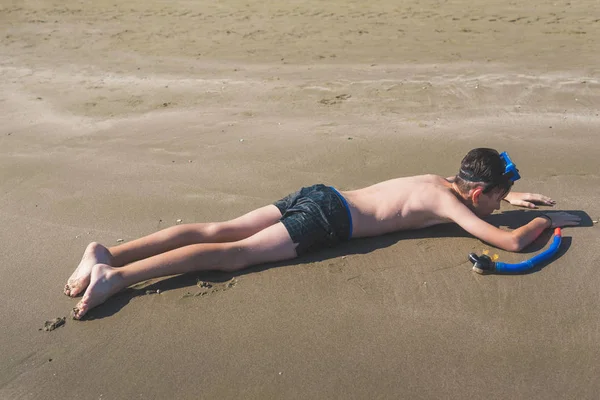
329;186;353;240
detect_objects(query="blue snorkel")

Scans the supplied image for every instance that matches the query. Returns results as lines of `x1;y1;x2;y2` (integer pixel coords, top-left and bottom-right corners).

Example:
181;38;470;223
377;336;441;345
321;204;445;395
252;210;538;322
469;228;563;274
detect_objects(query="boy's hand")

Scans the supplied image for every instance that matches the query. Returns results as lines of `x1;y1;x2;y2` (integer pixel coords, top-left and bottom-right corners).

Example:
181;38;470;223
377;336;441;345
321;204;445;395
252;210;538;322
544;211;581;228
504;192;556;209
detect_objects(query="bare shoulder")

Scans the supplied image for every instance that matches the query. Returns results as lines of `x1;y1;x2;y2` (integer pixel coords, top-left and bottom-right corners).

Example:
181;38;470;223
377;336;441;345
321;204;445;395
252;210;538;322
409;174;455;195
365;174;447;189
411;175;466;215
427;177;463;205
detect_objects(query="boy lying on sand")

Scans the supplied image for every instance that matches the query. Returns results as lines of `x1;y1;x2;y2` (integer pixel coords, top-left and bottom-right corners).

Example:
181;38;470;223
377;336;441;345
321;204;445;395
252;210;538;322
65;148;580;319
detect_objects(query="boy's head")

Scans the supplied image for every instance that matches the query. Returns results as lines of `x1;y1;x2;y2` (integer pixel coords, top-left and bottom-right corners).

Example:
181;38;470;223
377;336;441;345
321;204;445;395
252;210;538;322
455;148;520;215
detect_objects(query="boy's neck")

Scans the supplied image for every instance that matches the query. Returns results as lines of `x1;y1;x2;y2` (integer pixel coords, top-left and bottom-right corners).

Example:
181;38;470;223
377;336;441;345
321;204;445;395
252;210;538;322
450;182;473;207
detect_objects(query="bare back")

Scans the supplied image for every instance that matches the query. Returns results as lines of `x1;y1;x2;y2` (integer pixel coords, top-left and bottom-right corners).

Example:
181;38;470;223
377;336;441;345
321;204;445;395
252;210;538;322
340;175;456;238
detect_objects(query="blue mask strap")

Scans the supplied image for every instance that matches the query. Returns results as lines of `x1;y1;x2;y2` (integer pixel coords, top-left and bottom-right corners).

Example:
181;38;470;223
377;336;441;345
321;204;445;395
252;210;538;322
499;152;521;182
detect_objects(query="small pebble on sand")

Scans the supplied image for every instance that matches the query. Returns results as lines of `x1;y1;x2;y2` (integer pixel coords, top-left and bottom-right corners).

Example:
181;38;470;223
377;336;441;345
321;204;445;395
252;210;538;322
176;219;183;224
117;238;124;243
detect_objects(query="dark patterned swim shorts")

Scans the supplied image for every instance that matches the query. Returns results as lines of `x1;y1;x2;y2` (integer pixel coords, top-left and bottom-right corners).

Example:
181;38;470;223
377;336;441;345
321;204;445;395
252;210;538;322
273;184;353;256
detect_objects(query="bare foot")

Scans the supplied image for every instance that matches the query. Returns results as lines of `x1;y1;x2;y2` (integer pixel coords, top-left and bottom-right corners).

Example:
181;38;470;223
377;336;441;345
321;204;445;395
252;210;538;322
72;264;124;320
64;242;113;297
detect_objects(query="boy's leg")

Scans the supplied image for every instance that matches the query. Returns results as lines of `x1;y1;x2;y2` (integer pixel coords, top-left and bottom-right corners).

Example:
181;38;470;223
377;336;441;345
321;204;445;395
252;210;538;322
109;205;283;267
72;222;297;319
64;205;282;297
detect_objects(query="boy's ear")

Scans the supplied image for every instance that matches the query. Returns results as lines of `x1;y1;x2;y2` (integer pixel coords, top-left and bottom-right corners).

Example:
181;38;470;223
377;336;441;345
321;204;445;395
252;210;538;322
471;187;484;206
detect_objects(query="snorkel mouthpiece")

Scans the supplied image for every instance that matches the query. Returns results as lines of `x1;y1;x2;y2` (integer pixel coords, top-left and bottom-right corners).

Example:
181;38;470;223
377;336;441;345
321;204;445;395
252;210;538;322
468;253;495;274
499;151;520;182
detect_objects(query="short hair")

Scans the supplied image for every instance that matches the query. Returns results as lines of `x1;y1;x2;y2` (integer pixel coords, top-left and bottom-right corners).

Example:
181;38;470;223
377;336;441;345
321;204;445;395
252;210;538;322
455;148;514;197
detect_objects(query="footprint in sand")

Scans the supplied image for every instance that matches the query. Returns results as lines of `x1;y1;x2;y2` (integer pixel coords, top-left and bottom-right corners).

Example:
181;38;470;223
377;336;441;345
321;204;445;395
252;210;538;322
40;317;66;332
182;277;238;298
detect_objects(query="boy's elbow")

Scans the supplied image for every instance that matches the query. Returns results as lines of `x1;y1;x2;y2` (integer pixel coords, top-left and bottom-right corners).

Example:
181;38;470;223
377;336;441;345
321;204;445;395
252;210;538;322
505;235;524;252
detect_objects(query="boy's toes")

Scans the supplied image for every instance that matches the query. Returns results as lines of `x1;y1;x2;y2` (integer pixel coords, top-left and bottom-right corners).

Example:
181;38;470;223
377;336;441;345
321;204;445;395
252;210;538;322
71;301;88;320
68;286;82;298
65;278;86;297
63;282;82;297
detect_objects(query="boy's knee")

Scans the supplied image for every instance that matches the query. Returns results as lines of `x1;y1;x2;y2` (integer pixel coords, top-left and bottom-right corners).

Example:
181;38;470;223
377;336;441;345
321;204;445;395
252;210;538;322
184;222;221;243
200;222;220;238
202;222;247;242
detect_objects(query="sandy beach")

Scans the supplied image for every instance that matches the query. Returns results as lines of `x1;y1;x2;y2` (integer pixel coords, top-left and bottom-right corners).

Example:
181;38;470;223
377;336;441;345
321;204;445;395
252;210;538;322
1;1;600;398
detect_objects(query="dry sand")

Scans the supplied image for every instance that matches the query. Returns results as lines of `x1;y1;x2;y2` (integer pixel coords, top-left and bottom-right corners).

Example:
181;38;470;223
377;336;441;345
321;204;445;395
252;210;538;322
1;1;600;398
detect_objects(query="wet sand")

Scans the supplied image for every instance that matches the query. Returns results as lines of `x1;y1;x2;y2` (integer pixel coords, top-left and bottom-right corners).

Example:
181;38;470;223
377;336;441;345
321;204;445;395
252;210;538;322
1;1;600;398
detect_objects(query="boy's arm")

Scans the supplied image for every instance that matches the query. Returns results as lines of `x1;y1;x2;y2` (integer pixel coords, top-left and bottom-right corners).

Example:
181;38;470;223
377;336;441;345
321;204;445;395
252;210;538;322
443;202;550;251
504;192;556;209
439;198;579;252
